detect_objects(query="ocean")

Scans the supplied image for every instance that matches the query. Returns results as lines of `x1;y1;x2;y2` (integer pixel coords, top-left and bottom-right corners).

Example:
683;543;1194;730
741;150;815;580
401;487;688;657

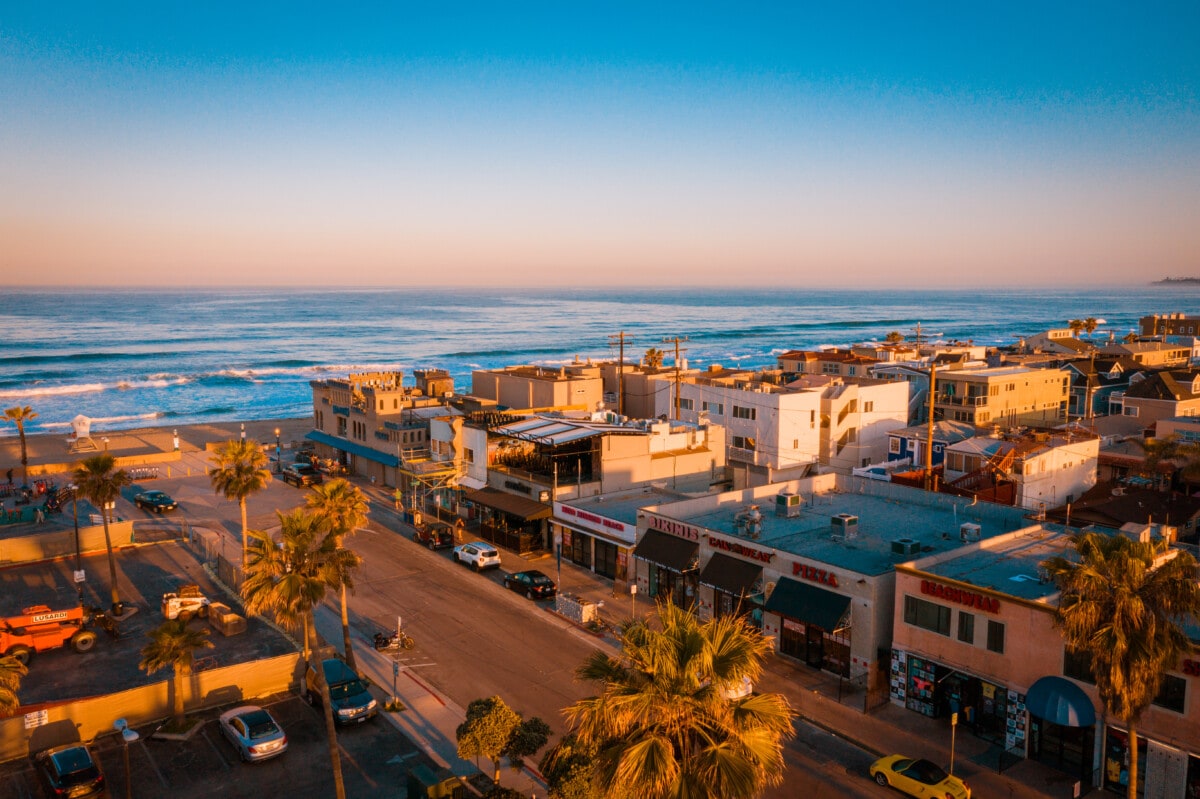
0;286;1195;438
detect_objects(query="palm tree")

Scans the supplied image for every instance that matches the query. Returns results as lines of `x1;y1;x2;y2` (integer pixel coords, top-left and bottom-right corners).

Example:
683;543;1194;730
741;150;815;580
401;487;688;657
564;600;795;799
242;509;358;799
306;478;369;672
74;454;132;615
1133;435;1200;491
209;439;273;570
1067;319;1085;338
139;619;214;727
1123;331;1139;344
1083;317;1099;341
4;405;38;485
884;331;904;344
1042;532;1200;799
0;655;28;715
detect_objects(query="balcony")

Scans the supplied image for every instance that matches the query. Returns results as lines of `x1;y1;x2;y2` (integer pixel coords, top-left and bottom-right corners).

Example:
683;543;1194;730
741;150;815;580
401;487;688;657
938;394;988;407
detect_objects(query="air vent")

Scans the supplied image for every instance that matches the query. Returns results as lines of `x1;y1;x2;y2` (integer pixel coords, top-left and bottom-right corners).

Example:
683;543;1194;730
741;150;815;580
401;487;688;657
891;537;920;556
776;491;802;517
831;513;858;540
960;523;981;542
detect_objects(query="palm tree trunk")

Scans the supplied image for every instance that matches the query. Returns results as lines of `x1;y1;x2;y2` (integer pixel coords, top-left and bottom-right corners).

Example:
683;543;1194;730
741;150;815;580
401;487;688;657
101;516;121;615
307;610;346;799
340;583;356;673
17;423;28;485
173;665;187;725
1127;724;1138;799
239;497;249;570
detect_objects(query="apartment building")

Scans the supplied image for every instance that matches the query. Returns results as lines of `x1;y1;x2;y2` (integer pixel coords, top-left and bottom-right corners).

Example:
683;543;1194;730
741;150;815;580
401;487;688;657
942;428;1099;511
777;349;881;378
1141;312;1200;337
934;365;1069;429
1098;341;1191;368
1110;369;1200;427
470;363;604;412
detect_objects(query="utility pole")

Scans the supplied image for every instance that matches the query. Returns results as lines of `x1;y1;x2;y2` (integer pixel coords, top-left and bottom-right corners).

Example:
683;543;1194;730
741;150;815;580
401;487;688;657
609;332;633;417
662;336;689;420
924;361;937;492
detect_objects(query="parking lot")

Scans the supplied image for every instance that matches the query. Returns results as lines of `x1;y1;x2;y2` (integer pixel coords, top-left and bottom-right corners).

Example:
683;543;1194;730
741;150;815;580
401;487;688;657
1;693;442;798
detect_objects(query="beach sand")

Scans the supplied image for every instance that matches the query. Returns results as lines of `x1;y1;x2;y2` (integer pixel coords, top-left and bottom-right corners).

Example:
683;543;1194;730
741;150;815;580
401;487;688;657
0;417;313;476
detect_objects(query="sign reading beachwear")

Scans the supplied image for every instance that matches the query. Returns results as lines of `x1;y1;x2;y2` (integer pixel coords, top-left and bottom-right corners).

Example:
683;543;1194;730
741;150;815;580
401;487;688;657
920;579;1000;613
792;561;839;588
707;535;774;563
644;514;701;541
1183;659;1200;677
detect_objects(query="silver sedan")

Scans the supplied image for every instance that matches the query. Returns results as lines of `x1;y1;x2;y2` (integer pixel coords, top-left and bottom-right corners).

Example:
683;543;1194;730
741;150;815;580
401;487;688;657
218;705;288;762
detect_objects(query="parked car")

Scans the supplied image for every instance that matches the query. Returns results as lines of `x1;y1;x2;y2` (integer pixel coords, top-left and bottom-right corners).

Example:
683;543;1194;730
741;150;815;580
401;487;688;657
414;521;454;550
34;743;106;798
219;705;288;762
869;754;970;798
134;489;177;512
452;541;501;571
306;657;378;725
503;569;557;599
280;463;323;487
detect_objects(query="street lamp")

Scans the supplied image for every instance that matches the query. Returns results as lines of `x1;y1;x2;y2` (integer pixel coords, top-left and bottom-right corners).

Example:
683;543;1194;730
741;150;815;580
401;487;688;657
113;719;139;799
274;428;281;473
240;423;246;441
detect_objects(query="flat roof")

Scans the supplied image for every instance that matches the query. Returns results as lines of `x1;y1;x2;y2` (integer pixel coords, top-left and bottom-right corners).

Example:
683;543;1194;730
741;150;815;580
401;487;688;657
562;485;703;527
918;527;1075;602
645;478;1032;577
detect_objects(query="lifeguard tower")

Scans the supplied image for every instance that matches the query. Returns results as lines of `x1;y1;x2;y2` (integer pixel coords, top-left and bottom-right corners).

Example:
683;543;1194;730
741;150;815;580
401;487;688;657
67;414;98;453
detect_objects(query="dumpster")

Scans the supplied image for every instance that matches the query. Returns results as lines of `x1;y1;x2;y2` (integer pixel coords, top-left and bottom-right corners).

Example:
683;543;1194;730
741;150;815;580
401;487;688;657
406;764;465;799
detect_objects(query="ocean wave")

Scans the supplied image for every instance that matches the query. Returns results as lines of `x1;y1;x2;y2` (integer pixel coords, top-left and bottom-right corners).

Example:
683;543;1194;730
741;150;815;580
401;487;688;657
442;346;568;359
0;351;178;367
0;382;106;398
116;377;192;390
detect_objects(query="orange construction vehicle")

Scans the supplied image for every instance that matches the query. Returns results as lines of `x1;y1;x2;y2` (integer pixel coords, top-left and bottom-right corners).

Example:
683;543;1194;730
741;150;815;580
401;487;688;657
1;604;98;665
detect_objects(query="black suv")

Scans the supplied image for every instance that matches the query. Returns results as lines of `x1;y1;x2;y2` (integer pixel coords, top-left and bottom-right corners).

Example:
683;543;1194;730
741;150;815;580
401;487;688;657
281;463;323;487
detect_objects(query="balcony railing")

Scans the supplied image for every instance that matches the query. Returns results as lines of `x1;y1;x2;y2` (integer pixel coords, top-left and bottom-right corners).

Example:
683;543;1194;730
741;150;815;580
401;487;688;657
937;394;988;407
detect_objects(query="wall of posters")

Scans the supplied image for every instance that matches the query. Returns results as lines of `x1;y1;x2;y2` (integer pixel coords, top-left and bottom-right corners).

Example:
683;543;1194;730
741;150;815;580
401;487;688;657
1005;689;1027;752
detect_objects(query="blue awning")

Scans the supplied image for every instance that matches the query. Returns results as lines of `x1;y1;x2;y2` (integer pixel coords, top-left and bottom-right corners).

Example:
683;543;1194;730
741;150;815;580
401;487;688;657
1025;676;1096;727
305;430;400;468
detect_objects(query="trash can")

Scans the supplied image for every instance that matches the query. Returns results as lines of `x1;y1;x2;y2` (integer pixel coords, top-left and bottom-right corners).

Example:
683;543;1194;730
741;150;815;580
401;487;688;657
406;764;464;799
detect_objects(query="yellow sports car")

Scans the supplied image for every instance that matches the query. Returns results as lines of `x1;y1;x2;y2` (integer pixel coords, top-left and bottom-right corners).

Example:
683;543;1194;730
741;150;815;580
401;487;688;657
869;754;970;798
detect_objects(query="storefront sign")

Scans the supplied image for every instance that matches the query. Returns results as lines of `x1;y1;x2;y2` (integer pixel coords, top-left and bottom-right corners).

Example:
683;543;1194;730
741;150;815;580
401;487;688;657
792;561;839;588
645;514;701;541
707;535;774;563
1183;659;1200;677
920;579;1000;613
557;503;632;537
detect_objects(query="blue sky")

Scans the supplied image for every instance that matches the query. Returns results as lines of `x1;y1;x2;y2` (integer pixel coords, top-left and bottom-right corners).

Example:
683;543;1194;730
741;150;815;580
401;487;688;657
2;3;1198;287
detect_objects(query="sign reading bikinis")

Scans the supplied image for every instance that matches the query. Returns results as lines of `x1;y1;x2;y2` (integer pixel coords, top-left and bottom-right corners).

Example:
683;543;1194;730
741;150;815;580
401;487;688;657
645;514;701;541
920;579;1000;613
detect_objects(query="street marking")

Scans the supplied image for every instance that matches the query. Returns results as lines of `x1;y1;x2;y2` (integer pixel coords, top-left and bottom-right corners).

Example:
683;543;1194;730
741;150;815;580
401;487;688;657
135;738;169;787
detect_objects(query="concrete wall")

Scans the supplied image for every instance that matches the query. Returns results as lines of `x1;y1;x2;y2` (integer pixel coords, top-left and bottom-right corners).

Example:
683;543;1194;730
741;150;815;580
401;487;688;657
0;653;301;763
0;521;135;566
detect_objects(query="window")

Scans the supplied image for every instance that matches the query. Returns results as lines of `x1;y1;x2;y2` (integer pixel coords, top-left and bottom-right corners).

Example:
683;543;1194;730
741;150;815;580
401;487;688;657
903;595;951;636
889;437;901;454
863;400;873;412
957;611;975;644
986;620;1005;653
1063;648;1094;683
679;398;694;411
702;401;724;415
732;405;756;420
1124;406;1140;417
731;435;756;451
464;447;475;464
1153;674;1186;713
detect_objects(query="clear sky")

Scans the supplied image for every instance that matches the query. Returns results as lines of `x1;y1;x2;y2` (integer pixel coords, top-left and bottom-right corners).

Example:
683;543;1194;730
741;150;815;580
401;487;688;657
2;3;1198;288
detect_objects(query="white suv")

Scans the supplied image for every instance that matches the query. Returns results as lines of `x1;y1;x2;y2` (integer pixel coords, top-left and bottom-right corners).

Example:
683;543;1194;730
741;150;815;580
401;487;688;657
453;541;501;571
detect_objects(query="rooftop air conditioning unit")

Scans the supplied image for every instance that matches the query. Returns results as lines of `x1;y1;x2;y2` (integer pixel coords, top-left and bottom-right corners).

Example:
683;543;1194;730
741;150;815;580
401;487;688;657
891;537;920;556
776;492;803;518
831;513;858;540
960;522;981;542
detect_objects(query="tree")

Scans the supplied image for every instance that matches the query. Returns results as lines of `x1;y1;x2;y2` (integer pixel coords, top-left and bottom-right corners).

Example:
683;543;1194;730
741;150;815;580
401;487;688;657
3;405;38;485
643;348;665;370
540;735;601;799
209;439;273;569
1042;532;1200;799
73;454;132;615
1123;331;1139;344
1067;319;1084;337
884;331;904;344
456;695;550;786
305;478;369;673
139;619;213;727
1133;435;1200;491
1084;317;1099;340
242;510;358;799
564;600;795;799
0;655;28;715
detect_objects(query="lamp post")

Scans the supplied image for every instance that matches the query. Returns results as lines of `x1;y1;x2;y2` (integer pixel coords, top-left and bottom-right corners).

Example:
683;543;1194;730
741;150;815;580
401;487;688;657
274;428;281;473
70;486;83;603
240;423;245;442
113;719;139;799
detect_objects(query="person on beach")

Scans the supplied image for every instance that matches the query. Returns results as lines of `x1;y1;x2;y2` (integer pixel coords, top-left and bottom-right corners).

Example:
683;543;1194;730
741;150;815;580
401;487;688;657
5;468;11;485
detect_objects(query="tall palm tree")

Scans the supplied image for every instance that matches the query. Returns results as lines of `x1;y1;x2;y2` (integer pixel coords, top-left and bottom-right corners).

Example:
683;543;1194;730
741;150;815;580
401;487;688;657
74;454;132;615
1067;319;1085;338
242;510;358;799
0;655;28;715
4;405;38;485
139;619;214;727
305;478;369;672
1042;532;1200;799
1083;317;1099;341
564;600;795;799
209;439;273;569
1133;435;1200;491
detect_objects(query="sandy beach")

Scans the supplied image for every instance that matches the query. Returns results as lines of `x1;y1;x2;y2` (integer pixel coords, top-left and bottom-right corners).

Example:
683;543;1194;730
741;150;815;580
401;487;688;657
0;416;314;477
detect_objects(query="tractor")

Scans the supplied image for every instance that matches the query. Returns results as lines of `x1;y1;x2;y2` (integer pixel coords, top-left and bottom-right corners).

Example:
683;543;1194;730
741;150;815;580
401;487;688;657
0;605;98;665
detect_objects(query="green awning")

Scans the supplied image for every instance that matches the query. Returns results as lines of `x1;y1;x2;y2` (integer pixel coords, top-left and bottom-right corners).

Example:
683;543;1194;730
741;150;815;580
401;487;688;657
699;553;762;596
764;577;850;632
633;529;698;573
306;430;399;467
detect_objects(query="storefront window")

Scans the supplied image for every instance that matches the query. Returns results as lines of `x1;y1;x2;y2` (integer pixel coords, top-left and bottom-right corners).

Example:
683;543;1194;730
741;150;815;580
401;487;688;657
904;595;951;636
594;539;617;579
1104;727;1146;797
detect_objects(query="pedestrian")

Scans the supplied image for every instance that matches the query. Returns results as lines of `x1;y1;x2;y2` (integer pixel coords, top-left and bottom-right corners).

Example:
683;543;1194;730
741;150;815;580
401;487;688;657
393;488;402;510
5;468;11;485
34;507;44;524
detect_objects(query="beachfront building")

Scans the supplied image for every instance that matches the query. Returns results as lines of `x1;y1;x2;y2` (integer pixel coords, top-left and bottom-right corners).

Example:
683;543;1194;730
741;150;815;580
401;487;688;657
469;363;604;412
777;349;881;378
1021;328;1096;357
941;428;1099;511
457;412;725;554
933;365;1070;430
1108;369;1200;427
1063;357;1144;420
891;525;1200;795
630;475;1030;697
885;420;976;468
307;370;461;487
1141;313;1200;337
1098;341;1192;368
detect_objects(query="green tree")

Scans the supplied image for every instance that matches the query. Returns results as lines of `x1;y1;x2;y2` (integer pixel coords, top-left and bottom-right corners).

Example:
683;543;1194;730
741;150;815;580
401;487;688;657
884;331;904;344
1042;532;1200;799
1068;318;1084;337
209;439;273;569
540;735;600;799
643;348;665;369
1123;331;1139;344
1134;435;1200;491
1084;317;1099;340
73;454;132;615
305;478;369;673
457;695;550;786
139;619;213;726
0;654;28;714
564;600;795;799
242;510;358;799
3;405;38;485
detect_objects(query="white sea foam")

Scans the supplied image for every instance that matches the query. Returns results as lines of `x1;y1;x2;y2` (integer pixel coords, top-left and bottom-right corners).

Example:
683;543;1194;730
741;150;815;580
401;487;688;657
0;383;106;398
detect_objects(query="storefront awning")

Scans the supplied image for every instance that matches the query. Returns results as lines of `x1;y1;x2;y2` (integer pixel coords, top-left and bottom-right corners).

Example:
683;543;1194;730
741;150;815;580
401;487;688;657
633;529;699;573
764;577;850;632
1025;676;1096;728
463;487;552;521
305;431;400;467
699;553;762;596
456;476;487;490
